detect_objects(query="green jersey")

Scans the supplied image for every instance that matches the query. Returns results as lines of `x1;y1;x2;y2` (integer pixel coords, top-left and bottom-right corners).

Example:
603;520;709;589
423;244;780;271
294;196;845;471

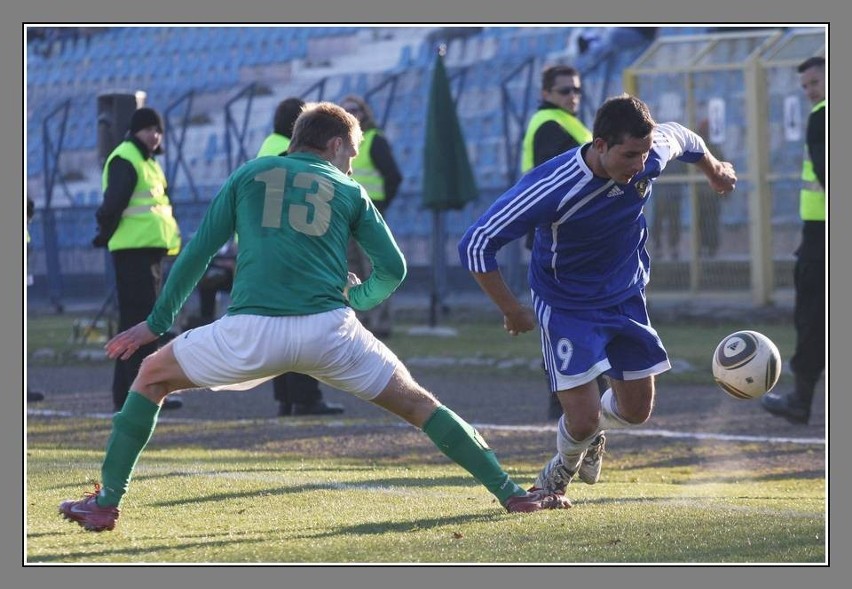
147;153;406;335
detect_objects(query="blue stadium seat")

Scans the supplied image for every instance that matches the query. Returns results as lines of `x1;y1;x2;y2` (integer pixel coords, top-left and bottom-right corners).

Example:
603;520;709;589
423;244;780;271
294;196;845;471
396;45;413;69
26;24;701;278
204;132;219;164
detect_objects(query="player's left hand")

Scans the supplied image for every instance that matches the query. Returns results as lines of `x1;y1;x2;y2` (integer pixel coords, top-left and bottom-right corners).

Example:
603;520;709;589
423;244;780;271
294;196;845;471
709;161;737;195
343;271;361;302
503;306;536;336
105;321;159;361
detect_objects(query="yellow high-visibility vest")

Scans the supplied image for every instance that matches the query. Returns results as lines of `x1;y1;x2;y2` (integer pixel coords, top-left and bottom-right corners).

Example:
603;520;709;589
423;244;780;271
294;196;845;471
351;129;385;202
800;99;826;221
521;109;592;172
101;141;181;255
257;133;290;157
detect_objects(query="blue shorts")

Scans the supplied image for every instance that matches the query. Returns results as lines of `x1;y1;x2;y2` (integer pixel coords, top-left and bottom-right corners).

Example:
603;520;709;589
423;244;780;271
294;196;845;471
532;290;671;392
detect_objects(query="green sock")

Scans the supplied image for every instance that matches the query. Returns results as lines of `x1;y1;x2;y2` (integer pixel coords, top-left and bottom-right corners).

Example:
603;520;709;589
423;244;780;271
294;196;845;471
422;405;524;505
97;391;161;507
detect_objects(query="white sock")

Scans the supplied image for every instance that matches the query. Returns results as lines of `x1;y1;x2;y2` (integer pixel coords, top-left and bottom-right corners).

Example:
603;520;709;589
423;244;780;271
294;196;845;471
598;388;633;430
556;415;596;473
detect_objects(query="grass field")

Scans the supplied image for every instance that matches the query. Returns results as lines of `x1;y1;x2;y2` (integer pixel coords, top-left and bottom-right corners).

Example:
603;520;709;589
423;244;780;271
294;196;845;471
26;445;824;564
25;312;826;564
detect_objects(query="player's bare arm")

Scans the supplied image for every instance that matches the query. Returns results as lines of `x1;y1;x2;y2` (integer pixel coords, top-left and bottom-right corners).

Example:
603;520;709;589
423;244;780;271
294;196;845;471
470;270;536;336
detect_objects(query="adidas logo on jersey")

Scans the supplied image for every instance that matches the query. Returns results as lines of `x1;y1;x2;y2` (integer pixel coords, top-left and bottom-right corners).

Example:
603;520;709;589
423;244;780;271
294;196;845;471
606;185;624;198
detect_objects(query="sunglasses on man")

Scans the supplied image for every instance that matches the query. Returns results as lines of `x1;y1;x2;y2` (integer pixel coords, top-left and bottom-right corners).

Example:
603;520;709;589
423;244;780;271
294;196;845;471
553;86;582;96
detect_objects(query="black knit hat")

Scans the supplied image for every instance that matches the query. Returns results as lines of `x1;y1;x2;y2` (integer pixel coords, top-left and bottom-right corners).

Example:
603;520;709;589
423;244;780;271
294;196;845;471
128;107;164;135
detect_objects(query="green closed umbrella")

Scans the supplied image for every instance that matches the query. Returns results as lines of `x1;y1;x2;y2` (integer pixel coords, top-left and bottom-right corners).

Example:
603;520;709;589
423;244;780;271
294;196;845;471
422;47;478;325
422;48;478;211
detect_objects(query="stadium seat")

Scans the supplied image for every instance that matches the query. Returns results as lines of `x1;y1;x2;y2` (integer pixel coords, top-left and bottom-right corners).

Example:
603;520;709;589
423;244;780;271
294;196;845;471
204;132;219;165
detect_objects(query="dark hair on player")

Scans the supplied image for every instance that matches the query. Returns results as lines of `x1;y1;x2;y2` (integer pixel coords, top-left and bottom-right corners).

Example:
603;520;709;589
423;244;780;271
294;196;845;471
592;93;656;147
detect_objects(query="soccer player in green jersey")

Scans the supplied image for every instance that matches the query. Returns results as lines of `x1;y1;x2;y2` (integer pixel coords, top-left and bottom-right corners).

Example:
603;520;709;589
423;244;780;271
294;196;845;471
59;102;568;532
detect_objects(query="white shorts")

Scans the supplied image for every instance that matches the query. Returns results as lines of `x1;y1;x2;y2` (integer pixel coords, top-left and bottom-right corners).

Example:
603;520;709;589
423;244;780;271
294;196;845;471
171;308;399;401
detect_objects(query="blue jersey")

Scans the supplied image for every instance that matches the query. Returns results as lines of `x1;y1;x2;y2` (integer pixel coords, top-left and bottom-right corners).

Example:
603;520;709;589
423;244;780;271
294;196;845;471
459;123;708;310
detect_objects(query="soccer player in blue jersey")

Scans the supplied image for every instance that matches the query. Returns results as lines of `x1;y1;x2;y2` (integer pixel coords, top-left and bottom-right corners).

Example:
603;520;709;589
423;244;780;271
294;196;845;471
58;102;568;532
459;94;737;501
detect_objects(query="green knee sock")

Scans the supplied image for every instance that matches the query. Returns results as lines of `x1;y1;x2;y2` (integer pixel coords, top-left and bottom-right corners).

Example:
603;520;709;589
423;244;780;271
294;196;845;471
97;392;161;507
422;405;524;505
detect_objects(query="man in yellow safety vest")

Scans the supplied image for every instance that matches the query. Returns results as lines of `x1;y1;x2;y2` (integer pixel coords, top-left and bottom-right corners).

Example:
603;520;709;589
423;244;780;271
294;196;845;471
94;107;183;412
761;56;826;425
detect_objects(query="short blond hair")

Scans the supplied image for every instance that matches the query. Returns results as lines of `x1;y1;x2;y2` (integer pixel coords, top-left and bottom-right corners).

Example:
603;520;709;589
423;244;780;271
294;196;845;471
289;102;363;153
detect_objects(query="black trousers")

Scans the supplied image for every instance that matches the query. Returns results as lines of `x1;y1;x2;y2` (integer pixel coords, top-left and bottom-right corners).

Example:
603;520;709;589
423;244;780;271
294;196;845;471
110;248;167;410
789;254;825;382
273;372;323;406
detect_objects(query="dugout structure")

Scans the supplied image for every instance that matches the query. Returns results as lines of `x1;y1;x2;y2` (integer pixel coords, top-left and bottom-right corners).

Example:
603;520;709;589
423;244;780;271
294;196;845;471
623;27;826;305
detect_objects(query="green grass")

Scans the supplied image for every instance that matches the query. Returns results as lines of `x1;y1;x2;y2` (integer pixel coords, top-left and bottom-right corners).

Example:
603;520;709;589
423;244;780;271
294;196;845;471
26;312;820;564
26;312;111;363
26;444;824;564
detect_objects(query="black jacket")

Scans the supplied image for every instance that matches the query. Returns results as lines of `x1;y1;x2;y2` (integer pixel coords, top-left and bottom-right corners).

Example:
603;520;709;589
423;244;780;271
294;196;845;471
531;101;586;167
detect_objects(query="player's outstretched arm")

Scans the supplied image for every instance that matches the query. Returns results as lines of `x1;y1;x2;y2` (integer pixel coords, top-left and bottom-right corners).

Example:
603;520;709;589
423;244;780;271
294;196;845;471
105;321;158;361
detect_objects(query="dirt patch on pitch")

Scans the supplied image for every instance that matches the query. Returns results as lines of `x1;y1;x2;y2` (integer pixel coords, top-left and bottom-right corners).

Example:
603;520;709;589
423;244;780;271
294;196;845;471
27;363;825;478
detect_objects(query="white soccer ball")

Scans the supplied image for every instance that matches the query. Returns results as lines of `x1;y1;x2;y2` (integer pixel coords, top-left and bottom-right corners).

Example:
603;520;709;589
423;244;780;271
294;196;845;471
711;330;782;400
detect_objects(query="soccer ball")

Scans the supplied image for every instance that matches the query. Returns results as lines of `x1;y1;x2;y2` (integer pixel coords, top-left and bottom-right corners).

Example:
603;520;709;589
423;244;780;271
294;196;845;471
712;330;782;400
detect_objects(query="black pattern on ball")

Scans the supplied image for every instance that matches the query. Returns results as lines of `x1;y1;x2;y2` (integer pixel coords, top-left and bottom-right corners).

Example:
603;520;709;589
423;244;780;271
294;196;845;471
714;379;753;400
714;331;758;369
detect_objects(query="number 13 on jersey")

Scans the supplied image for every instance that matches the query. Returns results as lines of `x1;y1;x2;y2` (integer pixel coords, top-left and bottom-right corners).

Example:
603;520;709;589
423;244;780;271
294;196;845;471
256;168;333;236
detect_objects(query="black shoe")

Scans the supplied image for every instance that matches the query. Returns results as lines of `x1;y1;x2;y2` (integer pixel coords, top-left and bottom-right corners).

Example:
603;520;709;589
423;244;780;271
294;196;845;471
161;396;183;410
277;402;292;417
27;389;45;403
291;401;344;416
760;391;809;425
